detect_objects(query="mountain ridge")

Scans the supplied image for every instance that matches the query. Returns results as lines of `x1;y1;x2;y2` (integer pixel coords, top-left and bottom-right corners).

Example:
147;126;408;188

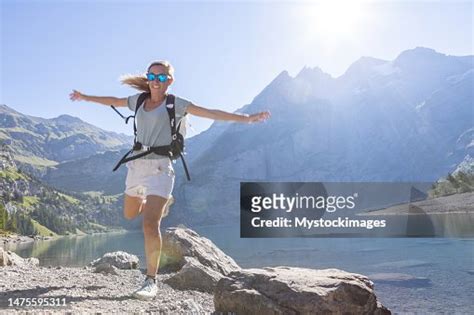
0;103;133;175
2;47;472;228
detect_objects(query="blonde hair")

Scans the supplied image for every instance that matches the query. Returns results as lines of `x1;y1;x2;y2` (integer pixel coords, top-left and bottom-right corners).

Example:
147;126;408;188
120;60;175;92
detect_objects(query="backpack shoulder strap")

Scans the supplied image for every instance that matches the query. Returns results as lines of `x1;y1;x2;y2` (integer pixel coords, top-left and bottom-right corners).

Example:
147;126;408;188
133;92;149;137
165;94;177;141
164;94;191;181
136;92;149;112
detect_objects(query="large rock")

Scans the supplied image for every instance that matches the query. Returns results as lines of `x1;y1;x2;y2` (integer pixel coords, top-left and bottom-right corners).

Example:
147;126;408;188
162;227;240;275
162;227;241;292
164;256;224;293
0;247;39;267
89;251;139;270
214;266;391;315
93;263;120;275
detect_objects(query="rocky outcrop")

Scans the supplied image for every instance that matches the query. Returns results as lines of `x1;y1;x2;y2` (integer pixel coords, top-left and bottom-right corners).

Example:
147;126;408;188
163;256;224;293
214;266;391;315
0;248;39;267
0;144;16;170
160;227;390;314
161;226;241;292
89;251;139;270
92;263;120;276
162;226;241;274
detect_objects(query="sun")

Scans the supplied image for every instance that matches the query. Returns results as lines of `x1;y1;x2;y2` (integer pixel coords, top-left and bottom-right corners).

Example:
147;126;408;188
296;0;368;42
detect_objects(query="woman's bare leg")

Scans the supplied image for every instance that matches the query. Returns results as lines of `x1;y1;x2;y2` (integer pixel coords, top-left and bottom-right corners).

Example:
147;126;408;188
141;195;168;278
123;194;145;220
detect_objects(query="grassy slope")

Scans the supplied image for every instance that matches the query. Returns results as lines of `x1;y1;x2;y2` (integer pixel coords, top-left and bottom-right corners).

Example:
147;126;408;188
30;219;58;236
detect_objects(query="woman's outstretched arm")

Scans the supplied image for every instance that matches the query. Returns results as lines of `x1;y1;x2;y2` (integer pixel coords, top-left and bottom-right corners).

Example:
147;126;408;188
186;103;271;123
69;90;128;107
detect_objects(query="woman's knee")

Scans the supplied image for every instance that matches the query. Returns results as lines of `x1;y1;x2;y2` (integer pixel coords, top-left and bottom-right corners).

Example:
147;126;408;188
142;217;161;234
124;210;139;220
141;195;168;232
123;195;143;220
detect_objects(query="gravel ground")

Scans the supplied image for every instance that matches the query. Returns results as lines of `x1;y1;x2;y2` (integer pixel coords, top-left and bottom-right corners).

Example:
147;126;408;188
0;265;215;314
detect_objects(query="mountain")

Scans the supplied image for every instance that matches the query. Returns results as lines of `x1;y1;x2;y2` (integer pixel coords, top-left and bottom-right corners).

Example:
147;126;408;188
0;144;128;235
165;46;473;226
43;149;129;194
4;47;471;229
427;154;474;198
452;155;474;176
0;104;133;174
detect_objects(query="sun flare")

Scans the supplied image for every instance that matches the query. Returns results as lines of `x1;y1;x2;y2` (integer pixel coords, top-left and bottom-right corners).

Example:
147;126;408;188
297;1;368;41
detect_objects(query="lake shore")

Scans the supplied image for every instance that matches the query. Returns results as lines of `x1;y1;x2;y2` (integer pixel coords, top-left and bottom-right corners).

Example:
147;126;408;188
362;191;474;215
0;226;393;314
0;228;129;248
0;233;53;247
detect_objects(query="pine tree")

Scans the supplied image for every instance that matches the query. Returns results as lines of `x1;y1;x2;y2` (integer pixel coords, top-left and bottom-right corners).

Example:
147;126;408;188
456;171;473;193
6;214;17;232
447;173;460;189
0;204;7;230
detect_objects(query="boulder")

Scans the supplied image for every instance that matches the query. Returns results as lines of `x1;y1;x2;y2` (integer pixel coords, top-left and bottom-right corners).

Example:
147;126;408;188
164;256;224;292
162;226;240;275
214;266;391;315
89;251;139;269
178;298;205;313
93;263;120;275
0;248;39;267
161;227;241;293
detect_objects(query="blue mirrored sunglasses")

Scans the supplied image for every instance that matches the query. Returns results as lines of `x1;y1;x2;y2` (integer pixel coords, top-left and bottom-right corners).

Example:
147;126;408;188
146;73;170;83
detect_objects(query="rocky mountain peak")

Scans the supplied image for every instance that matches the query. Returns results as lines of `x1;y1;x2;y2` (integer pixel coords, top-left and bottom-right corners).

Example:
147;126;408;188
453;154;474;176
250;70;293;106
52;114;85;124
0;104;19;114
340;56;389;80
393;46;448;69
295;66;330;80
395;46;442;61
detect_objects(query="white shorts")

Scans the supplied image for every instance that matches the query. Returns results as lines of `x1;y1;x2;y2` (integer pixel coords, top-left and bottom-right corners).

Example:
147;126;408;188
124;158;175;199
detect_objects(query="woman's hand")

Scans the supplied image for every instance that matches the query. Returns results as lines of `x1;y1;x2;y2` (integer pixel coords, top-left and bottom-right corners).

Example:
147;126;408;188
69;90;87;102
68;90;127;107
245;111;271;123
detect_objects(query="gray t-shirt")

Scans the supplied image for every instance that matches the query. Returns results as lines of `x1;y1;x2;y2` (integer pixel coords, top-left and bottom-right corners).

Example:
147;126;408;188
127;93;192;159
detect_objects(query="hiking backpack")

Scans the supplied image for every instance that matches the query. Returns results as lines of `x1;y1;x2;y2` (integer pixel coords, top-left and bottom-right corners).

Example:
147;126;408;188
110;92;191;181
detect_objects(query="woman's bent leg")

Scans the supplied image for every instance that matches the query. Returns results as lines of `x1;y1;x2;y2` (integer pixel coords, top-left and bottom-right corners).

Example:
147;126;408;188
123;194;144;220
141;195;168;278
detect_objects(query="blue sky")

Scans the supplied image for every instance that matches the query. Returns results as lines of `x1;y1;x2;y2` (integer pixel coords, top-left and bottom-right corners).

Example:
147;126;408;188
1;0;472;138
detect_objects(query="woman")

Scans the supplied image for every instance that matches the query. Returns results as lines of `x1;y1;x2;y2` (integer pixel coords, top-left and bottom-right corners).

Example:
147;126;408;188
69;60;270;300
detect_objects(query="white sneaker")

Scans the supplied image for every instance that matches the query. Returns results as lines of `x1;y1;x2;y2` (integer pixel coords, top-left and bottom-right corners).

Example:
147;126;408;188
132;276;158;300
